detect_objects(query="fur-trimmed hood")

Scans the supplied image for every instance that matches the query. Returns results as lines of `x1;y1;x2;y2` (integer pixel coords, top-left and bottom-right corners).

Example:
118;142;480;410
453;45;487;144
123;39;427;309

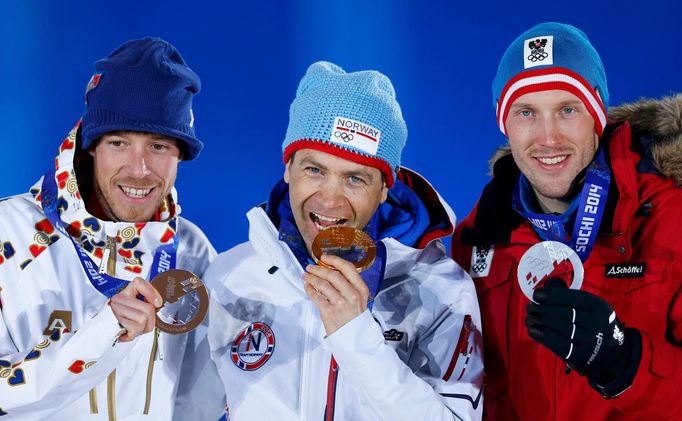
489;93;682;186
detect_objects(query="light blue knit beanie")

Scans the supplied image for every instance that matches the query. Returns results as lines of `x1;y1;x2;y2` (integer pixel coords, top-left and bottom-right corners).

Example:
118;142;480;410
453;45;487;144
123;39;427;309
282;61;407;187
492;22;609;137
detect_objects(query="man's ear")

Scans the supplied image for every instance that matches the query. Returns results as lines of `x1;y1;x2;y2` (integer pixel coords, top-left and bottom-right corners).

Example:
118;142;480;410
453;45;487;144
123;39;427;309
379;182;388;204
283;161;291;184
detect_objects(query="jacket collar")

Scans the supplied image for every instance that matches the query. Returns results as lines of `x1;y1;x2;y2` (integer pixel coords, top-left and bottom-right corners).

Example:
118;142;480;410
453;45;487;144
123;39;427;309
247;167;453;283
461;121;638;248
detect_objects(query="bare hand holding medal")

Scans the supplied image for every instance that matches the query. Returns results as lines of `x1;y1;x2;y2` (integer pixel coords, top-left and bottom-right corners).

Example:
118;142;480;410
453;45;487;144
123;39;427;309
150;269;208;335
303;227;376;335
110;277;163;342
111;270;208;340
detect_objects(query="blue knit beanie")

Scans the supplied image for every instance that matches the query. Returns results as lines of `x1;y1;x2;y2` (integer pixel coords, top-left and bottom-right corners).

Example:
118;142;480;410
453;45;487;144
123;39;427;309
492;22;609;137
81;37;203;160
282;61;407;187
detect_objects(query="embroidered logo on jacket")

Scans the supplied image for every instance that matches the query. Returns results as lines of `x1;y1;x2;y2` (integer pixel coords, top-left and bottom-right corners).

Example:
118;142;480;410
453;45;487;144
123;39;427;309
469;245;494;278
43;310;72;336
383;329;404;341
231;322;275;371
604;263;646;278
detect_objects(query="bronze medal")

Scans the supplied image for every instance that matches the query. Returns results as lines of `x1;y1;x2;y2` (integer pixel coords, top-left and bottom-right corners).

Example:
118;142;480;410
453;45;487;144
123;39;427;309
150;269;209;335
311;226;376;272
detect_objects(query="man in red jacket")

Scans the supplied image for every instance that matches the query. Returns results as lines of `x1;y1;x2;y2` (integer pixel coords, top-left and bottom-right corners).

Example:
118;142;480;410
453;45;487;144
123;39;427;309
452;21;682;420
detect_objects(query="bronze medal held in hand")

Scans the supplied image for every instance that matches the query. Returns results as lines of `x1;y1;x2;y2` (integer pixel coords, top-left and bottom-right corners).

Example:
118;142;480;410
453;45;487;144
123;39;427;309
311;226;376;272
150;269;209;335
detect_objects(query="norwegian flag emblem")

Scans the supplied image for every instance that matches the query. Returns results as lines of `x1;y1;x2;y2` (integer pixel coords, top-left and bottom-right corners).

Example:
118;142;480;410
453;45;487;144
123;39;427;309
84;73;102;104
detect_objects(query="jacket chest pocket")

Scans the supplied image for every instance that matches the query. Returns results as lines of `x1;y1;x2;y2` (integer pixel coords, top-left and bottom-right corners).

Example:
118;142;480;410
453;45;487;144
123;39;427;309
586;260;669;338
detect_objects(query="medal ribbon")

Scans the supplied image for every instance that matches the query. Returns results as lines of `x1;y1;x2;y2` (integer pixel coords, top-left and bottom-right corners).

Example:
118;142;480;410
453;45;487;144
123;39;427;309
362;211;386;310
40;169;177;298
512;148;611;262
276;192;386;310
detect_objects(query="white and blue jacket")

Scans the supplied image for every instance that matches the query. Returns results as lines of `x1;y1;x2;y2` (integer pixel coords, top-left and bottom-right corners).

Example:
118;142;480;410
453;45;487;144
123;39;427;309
176;168;483;421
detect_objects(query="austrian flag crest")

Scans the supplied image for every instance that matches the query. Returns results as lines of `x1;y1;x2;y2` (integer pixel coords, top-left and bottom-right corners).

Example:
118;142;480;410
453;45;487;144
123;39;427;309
524;35;554;68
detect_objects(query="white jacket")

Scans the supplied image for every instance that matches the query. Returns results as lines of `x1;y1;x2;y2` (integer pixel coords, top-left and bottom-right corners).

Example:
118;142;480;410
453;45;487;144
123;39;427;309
0;124;216;420
176;170;483;421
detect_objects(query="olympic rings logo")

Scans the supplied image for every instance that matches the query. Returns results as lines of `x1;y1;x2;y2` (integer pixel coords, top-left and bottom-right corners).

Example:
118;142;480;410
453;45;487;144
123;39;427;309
334;131;354;142
527;51;549;62
471;262;488;273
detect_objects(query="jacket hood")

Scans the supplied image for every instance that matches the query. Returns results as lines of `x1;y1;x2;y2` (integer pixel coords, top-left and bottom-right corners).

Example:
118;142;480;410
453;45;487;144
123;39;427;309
488;93;682;186
28;122;181;275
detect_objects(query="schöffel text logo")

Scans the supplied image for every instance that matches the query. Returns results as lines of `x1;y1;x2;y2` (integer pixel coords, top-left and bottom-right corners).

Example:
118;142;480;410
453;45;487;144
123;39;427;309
604;263;646;278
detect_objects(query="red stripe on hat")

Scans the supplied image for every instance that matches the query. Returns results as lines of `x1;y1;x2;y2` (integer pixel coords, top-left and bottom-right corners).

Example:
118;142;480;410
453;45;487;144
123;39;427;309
500;81;604;137
496;67;606;137
356;131;378;142
283;139;395;187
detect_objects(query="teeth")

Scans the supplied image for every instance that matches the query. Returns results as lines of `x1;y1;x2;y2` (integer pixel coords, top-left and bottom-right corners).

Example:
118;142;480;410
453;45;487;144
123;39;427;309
121;186;152;198
537;156;567;165
314;213;342;223
312;212;345;231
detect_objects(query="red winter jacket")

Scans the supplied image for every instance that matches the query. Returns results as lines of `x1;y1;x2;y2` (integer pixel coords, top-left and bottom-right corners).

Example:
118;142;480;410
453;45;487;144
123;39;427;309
452;95;682;420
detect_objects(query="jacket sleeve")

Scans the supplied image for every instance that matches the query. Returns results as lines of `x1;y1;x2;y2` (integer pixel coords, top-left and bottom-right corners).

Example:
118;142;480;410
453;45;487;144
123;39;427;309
0;304;135;419
324;264;484;421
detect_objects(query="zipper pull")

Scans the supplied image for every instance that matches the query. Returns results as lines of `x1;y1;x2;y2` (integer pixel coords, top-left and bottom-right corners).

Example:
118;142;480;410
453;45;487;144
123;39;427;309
99;235;117;275
155;328;164;361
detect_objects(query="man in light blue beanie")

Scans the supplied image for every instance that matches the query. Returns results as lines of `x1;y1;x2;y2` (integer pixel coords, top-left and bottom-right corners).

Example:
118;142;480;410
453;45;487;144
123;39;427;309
282;61;406;187
452;22;682;420
175;61;484;420
0;37;215;419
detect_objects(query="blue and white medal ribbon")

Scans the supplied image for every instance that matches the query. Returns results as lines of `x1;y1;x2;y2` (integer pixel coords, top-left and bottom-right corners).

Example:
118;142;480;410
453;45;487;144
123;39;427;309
40;169;177;298
512;147;611;262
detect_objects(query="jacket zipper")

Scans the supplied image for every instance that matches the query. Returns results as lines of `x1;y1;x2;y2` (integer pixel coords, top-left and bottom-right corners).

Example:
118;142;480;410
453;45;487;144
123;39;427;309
300;304;314;421
90;235;119;417
89;389;98;413
105;235;118;421
107;370;117;420
324;357;339;421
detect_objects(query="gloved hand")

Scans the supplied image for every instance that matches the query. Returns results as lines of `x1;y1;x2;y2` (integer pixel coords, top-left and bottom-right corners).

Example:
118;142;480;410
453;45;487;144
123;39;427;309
525;278;642;397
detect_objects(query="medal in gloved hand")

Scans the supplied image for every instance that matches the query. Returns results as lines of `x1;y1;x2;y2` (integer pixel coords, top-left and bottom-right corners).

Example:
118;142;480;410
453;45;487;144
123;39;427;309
517;240;584;303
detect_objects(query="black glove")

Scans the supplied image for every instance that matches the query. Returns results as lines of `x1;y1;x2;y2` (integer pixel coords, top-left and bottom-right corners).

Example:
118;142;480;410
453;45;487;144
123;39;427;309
525;278;642;397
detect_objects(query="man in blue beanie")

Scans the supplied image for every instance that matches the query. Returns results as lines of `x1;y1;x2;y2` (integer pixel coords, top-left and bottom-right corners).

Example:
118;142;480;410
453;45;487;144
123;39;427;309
0;38;215;419
452;22;682;420
175;61;483;420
